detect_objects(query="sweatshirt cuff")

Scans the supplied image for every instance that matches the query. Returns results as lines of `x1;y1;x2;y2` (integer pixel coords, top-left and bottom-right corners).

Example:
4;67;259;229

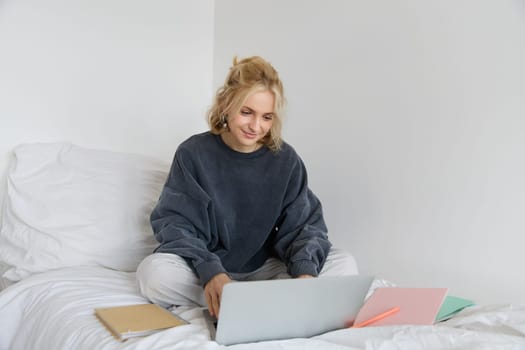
194;260;228;286
288;259;319;277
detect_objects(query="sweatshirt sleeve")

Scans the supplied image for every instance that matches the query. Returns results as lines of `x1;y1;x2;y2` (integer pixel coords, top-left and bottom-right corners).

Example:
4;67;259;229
272;155;332;277
150;147;227;286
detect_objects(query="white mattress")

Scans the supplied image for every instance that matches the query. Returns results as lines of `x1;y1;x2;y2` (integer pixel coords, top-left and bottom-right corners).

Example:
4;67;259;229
0;266;524;350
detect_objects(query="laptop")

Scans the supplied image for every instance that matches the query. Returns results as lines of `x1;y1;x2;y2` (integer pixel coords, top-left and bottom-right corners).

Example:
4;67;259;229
203;275;374;345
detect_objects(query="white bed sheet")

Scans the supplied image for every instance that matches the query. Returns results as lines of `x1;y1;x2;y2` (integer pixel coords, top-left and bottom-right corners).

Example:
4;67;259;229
0;266;524;350
0;262;13;291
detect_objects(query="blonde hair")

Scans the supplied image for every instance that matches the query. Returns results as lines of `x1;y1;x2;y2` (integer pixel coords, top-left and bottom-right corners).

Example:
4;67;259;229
208;56;285;151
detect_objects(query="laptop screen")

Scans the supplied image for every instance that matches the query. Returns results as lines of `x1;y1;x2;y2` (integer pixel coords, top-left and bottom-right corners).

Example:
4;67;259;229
206;275;374;345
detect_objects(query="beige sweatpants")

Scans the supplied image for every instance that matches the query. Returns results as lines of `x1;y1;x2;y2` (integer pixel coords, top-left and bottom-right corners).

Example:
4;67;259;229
136;248;359;308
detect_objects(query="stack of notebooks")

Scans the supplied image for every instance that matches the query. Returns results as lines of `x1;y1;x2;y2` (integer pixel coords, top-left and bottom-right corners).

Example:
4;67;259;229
351;287;475;328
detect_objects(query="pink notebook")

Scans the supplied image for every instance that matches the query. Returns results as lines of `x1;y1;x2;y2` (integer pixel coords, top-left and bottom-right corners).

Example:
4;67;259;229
353;287;448;327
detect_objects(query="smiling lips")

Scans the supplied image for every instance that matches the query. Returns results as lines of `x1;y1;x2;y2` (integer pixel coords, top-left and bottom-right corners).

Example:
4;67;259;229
242;130;258;139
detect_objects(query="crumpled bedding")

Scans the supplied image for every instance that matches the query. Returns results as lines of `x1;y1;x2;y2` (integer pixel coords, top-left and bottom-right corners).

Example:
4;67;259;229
0;266;524;350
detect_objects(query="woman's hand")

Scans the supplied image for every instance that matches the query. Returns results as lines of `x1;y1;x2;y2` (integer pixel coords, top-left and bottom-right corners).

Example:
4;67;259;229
296;274;314;279
204;273;232;318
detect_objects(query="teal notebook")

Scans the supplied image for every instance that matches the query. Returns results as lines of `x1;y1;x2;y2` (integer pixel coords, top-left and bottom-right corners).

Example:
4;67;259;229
435;295;475;322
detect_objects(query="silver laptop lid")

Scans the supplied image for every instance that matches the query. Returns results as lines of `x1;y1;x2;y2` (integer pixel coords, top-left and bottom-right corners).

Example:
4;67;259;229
215;275;374;345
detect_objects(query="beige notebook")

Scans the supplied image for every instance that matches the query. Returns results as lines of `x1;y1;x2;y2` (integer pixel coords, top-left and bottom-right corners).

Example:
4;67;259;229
95;303;188;341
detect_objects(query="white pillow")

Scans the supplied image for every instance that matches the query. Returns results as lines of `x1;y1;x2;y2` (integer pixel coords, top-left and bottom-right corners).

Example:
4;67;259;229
0;142;169;282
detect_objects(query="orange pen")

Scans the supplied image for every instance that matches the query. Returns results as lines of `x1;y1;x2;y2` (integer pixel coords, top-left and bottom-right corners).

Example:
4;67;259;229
352;306;401;328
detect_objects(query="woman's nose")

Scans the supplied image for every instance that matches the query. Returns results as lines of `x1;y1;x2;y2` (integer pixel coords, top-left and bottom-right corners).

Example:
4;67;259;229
249;116;260;130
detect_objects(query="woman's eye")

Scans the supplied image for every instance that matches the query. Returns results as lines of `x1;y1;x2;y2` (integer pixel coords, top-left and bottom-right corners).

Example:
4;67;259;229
241;110;252;115
263;114;273;121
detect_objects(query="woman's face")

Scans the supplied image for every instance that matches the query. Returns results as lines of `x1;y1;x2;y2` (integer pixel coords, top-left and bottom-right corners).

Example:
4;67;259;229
222;90;275;153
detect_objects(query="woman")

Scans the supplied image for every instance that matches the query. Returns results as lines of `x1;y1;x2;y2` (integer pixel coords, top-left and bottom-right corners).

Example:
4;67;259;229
137;56;357;318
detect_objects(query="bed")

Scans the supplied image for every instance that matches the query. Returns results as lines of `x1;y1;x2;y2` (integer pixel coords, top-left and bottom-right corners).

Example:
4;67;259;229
1;142;524;350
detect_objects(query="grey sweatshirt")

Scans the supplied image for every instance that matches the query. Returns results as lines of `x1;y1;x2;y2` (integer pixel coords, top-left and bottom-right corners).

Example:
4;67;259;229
151;132;331;285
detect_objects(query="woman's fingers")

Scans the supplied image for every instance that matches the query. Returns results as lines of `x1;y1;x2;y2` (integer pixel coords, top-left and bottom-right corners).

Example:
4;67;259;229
205;287;219;317
204;273;231;318
204;289;214;316
211;289;220;317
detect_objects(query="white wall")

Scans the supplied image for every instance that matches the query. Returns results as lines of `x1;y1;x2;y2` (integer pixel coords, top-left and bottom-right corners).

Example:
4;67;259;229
0;0;215;207
214;0;525;304
1;0;524;305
